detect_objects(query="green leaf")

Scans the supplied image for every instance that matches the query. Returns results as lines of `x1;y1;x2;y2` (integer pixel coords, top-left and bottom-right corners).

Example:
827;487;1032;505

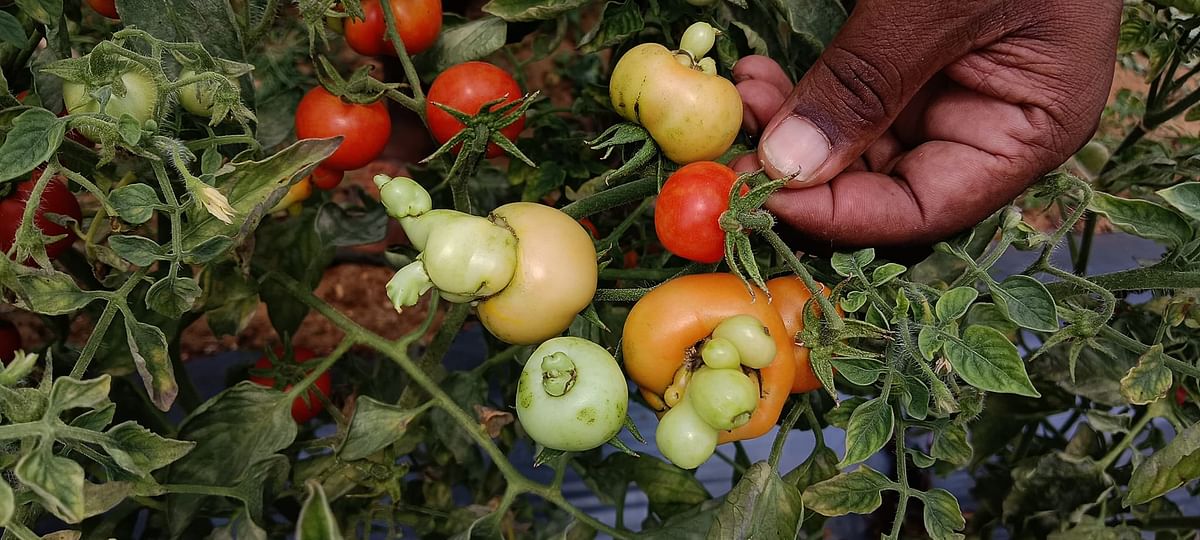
1090;192;1192;247
840;290;867;312
909;448;936;468
824;396;865;429
108;184;160;225
119;0;244;61
1157;182;1200;222
1119;345;1172;405
182;236;235;264
831;357;884;386
339;397;427;461
917;325;944;360
1048;518;1142;540
116;114;142;145
830;249;874;277
101;421;195;476
167;383;298;538
966;302;1019;335
145;275;201;318
314;203;388;248
707;462;803;539
122;316;176;412
803;466;892;516
902;375;930;420
919;488;965;540
15;446;85;523
579;0;644;54
296;481;343;540
930;423;972;466
48;375;111;414
178;138;338;254
482;0;590;21
200;262;259;337
770;0;847;46
871;263;906;285
598;453;709;520
424;16;507;72
0;109;66;182
108;235;163;267
8;266;100;315
1004;453;1112;522
0;479;12;525
944;325;1040;397
0;11;27;47
935;287;978;322
70;403;115;431
839;396;893;467
989;275;1058;332
783;446;838;492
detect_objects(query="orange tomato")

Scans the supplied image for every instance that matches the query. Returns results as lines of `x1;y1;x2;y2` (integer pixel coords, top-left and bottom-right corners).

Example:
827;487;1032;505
622;273;795;443
765;276;838;393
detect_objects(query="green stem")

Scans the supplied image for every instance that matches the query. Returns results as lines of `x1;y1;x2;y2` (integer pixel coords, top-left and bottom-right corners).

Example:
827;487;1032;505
70;269;147;378
161;483;242;499
886;410;909;540
183;134;262;152
1099;409;1154;469
561;177;658;219
768;400;805;470
471;345;522;376
762;229;844;331
594;288;652;302
377;0;427;124
803;393;826;449
1046;265;1200;299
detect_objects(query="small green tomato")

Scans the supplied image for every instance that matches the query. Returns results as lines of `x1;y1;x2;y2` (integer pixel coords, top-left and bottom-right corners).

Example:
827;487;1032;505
711;315;777;368
656;398;718;469
516;337;629;451
680;22;717;59
421;215;518;300
700;337;741;370
686;367;759;431
178;70;217;117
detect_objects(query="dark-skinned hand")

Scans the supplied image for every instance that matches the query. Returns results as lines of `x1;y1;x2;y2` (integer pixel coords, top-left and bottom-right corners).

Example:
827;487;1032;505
731;0;1121;251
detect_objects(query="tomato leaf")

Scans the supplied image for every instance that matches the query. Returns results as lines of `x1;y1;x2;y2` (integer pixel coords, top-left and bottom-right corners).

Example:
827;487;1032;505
988;275;1059;332
1126;421;1200;505
0;11;27;47
803;466;893;516
936;287;978;322
943;325;1040;397
838;396;893;467
423;16;507;72
296;481;344;540
1119;345;1172;405
0;108;66;183
482;0;590;22
118;0;244;61
579;0;644;54
830;249;874;277
108;235;163;267
48;375;111;414
1090;192;1193;247
100;421;195;477
707;462;804;539
1157;181;1200;221
0;479;13;526
783;446;838;492
1003;452;1111;521
108;184;162;225
918;488;966;540
122;315;177;411
930;423;972;466
15;444;85;523
339;397;428;461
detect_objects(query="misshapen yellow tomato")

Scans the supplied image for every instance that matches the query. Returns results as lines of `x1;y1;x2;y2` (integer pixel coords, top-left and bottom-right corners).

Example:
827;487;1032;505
609;44;742;164
477;203;598;345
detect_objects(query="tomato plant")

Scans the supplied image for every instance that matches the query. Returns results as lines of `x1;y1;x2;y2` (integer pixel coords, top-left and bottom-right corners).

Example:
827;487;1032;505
426;61;525;158
294;86;391;171
344;0;442;57
249;347;332;423
0;172;82;261
0;3;1197;540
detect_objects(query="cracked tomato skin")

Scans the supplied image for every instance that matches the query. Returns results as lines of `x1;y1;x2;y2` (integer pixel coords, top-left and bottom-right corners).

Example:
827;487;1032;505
249;347;332;423
654;161;745;264
294;86;391;171
765;276;838;393
0;172;82;262
426;62;524;158
344;0;442;57
622;273;795;443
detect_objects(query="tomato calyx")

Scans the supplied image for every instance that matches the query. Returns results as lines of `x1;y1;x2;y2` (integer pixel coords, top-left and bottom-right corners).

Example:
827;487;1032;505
423;90;539;167
313;57;398;105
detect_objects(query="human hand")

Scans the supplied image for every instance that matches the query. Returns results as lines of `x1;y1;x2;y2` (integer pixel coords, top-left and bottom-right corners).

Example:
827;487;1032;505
732;0;1121;249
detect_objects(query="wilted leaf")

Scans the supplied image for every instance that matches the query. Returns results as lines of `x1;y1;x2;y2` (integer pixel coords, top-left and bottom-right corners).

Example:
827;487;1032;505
1119;346;1172;405
1126;421;1200;505
340;397;428;461
707;462;803;539
803;466;893;516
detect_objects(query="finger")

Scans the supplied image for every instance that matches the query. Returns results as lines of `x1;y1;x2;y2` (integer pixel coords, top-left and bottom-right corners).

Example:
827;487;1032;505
736;79;787;135
730;153;760;173
755;0;997;185
732;55;793;96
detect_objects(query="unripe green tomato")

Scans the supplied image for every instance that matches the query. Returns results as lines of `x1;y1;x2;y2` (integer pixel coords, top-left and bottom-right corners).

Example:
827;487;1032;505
63;68;159;140
177;70;217;117
515;337;629;451
711;315;777;368
686;367;758;431
1074;140;1110;177
680;22;716;59
698;57;717;75
656;398;718;469
422;215;518;300
701;337;741;370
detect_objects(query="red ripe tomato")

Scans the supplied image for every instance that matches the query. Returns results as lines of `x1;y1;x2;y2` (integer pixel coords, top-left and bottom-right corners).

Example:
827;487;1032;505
249;347;332;423
344;0;442;57
426;62;525;158
0;172;83;262
86;0;119;19
310;166;344;190
654;161;745;263
295;87;391;172
0;319;20;365
579;218;599;239
1177;386;1188;406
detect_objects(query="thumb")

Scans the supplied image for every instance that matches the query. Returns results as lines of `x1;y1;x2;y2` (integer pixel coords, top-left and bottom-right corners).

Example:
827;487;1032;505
757;1;988;185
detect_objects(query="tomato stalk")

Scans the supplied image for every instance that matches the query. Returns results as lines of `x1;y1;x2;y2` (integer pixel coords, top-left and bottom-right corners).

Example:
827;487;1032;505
377;0;426;122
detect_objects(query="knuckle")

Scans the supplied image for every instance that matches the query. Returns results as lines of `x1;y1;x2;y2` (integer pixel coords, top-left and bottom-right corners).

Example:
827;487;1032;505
815;45;904;126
